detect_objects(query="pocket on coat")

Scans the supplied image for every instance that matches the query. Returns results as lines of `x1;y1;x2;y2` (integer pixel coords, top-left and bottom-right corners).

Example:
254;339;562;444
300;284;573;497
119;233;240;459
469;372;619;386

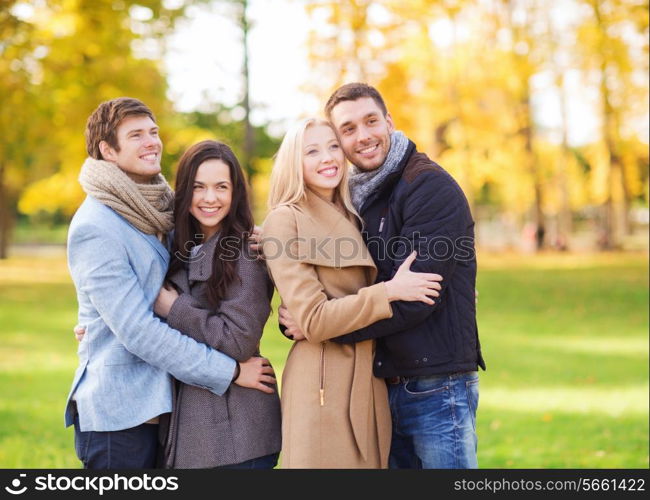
385;329;452;370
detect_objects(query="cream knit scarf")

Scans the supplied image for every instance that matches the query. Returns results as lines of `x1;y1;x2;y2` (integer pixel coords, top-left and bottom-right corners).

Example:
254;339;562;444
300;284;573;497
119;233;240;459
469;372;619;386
79;157;174;236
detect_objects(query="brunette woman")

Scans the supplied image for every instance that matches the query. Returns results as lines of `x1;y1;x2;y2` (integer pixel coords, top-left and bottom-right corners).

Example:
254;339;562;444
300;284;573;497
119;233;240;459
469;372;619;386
154;140;281;469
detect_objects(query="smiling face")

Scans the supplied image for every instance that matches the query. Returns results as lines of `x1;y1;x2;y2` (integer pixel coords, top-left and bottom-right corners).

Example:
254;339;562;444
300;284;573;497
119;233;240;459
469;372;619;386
99;114;162;183
329;96;394;172
189;159;233;241
301;124;345;200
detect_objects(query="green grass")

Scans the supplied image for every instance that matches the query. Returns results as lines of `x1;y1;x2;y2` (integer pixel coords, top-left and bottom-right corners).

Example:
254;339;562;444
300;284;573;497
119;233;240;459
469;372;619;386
12;222;69;245
0;251;647;468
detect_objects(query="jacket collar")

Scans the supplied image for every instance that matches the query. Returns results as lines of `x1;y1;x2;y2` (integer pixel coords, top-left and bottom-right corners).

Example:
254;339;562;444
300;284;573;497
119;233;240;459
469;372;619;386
142;232;171;264
166;232;221;291
88;195;171;264
187;232;221;282
291;189;377;270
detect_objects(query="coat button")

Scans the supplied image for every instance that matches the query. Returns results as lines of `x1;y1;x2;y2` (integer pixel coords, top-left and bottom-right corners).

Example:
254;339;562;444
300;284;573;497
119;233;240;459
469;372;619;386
414;359;419;364
423;357;428;362
376;361;382;366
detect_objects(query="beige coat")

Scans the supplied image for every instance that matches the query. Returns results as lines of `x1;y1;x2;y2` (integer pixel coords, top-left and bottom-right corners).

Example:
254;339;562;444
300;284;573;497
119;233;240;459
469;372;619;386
262;189;393;469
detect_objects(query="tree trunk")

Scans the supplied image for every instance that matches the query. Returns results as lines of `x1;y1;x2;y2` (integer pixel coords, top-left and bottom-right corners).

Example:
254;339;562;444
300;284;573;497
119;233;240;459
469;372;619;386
523;95;545;251
506;0;545;250
240;0;255;191
557;74;572;250
533;176;545;251
593;0;629;248
450;16;475;218
544;4;572;251
0;161;13;259
599;69;627;249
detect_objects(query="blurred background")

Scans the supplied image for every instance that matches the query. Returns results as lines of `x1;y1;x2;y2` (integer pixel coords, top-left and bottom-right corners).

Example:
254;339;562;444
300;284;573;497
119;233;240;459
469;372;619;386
0;0;648;468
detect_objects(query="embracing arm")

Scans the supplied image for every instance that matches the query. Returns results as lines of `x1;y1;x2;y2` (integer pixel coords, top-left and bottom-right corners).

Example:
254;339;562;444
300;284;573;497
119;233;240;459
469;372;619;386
335;172;474;344
68;223;236;395
164;257;273;361
262;206;393;344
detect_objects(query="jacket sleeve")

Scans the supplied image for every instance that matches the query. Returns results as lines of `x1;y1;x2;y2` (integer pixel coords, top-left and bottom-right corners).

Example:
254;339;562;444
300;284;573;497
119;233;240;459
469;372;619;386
335;172;474;344
262;206;393;344
68;223;237;395
165;257;272;361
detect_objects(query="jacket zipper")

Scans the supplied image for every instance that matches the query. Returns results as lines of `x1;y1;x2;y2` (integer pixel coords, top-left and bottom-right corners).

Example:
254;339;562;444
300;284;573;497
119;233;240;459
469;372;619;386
319;343;325;406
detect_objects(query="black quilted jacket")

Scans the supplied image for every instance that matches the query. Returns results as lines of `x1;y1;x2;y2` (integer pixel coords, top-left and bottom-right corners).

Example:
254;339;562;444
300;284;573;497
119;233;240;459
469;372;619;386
335;141;486;378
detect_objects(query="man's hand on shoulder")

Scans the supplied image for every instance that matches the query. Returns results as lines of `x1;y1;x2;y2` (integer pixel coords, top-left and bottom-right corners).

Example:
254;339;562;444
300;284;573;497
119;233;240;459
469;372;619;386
278;304;306;341
249;225;265;260
74;325;86;342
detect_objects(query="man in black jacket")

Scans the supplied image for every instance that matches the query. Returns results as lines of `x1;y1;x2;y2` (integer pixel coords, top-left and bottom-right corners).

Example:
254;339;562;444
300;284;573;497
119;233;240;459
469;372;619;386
278;83;486;468
325;83;486;469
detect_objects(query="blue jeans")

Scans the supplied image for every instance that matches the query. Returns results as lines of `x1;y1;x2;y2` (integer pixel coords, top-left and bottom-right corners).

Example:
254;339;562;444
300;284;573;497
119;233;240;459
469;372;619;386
214;452;279;469
73;413;159;469
387;371;479;469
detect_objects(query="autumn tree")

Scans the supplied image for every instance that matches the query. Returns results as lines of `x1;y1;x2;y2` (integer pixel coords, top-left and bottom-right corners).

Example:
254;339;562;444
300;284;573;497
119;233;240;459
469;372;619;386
0;1;41;258
576;0;649;248
302;0;648;251
1;0;187;258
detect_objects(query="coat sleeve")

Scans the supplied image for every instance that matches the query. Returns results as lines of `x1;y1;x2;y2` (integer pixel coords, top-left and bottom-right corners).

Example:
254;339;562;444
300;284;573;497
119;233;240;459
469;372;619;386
335;171;475;344
68;222;237;395
262;206;393;344
165;257;273;361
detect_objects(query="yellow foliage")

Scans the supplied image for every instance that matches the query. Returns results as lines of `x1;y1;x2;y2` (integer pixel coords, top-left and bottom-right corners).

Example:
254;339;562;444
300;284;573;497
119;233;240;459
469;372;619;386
303;0;649;231
2;0;648;247
18;172;84;217
251;157;274;222
164;127;219;161
583;142;613;204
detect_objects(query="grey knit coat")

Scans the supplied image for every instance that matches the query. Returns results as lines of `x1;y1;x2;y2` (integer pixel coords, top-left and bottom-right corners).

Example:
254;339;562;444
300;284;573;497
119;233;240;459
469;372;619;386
159;235;282;468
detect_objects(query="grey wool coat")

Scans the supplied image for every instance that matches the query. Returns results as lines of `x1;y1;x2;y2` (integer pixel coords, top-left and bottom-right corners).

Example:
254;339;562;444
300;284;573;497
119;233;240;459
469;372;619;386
159;234;282;468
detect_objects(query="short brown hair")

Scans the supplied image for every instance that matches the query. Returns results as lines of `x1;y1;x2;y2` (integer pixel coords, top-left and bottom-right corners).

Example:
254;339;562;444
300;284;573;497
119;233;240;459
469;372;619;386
85;97;156;159
324;82;388;120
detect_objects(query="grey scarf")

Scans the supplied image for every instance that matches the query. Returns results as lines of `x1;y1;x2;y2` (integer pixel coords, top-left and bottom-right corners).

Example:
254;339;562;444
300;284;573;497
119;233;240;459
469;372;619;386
348;131;409;212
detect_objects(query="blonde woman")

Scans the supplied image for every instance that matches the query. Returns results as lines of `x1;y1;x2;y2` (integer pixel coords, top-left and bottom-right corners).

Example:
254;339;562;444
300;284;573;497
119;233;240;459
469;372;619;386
262;118;442;468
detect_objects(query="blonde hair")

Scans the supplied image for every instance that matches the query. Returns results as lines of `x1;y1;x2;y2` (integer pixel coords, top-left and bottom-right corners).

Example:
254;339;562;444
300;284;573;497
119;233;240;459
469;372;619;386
268;118;359;221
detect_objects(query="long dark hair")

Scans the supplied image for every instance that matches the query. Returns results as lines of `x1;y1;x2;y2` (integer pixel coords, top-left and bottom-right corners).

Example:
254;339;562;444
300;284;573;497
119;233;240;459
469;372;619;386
168;140;254;307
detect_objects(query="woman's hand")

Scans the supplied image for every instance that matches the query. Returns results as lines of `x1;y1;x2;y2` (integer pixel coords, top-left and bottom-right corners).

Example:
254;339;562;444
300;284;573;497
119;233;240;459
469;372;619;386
154;282;179;319
234;356;277;394
384;251;443;305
